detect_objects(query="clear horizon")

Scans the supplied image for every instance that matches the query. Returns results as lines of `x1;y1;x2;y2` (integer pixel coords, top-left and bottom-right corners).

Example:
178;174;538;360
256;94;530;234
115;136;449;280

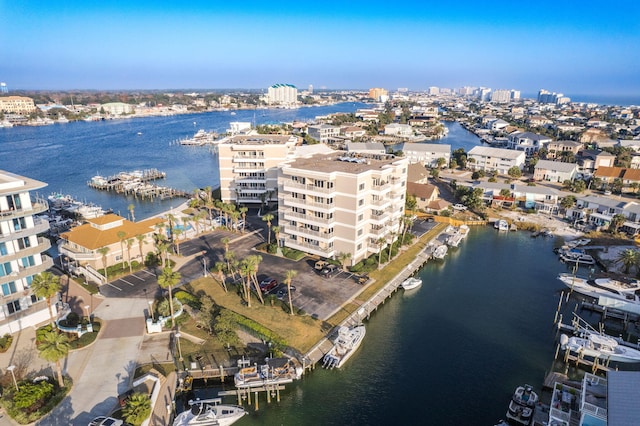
2;1;639;96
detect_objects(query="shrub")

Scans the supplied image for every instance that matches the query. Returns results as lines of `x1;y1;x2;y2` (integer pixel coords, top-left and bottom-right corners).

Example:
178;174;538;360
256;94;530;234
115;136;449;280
266;243;278;254
59;312;80;328
0;334;13;352
14;380;55;411
281;247;305;260
175;291;200;309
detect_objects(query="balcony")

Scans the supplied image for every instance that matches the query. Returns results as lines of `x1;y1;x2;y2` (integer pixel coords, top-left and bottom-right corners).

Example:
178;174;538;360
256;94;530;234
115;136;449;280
233;164;265;172
370;211;390;223
284;196;335;212
282;180;336;195
0;299;50;327
0;200;48;221
283;210;333;225
0;237;51;263
59;244;99;261
0;219;51;243
233;154;265;160
371;198;391;207
369;227;387;236
0;255;54;286
286;226;333;240
286;240;333;255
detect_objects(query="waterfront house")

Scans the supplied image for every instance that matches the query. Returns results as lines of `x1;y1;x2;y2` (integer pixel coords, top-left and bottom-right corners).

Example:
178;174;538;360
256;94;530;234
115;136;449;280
384;123;413;137
217;134;300;206
401;143;451;168
618;139;640;152
59;214;163;284
0;170;55;335
467;146;526;174
406;182;440;211
507;131;552;155
566;195;640;235
0;96;37;114
458;181;560;214
533;160;579;182
346;142;386;155
277;152;408;266
407;163;430;184
341;126;367;138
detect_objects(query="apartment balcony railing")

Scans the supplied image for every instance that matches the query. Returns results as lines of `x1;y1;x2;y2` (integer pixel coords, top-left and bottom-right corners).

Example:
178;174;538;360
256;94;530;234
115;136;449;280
0;200;48;221
0;219;50;243
0;237;51;263
59;244;99;261
284;196;335;211
371;198;391;207
369;227;386;236
0;299;49;327
287;240;333;255
0;255;54;286
282;180;336;195
233;165;265;172
233;154;265;160
283;210;333;225
286;226;333;239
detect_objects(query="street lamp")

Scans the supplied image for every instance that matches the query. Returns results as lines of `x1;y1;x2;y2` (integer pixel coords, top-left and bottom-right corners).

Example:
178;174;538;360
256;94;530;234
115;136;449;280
84;304;90;320
201;252;207;277
7;365;18;391
175;332;183;362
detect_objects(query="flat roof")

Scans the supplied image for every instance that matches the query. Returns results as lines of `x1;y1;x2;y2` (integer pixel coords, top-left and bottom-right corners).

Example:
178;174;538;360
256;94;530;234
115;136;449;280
283;152;405;174
468;146;526;159
0;170;47;194
221;135;299;145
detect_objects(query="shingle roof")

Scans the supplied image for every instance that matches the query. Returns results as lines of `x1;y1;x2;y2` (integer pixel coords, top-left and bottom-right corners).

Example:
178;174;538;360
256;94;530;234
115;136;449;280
535;160;578;173
61;215;164;250
468;146;526;160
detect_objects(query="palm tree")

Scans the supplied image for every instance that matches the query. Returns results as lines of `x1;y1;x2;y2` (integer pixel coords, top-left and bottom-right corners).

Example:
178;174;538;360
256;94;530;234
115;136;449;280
262;213;274;244
247;254;264;305
284;269;297;315
31;271;61;327
238;260;253;307
128;203;136;222
122;392;151;426
609;213;626;233
136;235;147;263
336;252;351;271
213;261;228;292
376;237;386;268
616;249;640;274
271;225;280;250
126;238;134;273
156;240;170;269
173;228;183;255
157;267;181;328
221;237;230;268
117;230;127;269
166;213;176;241
97;246;110;281
37;329;70;387
239;206;248;233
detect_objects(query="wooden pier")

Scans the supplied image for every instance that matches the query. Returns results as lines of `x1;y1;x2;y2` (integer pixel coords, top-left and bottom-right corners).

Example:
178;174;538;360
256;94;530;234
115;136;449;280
87;169;190;200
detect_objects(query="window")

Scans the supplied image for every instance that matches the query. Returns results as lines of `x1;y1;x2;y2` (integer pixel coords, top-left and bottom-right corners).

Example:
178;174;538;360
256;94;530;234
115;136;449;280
358;199;364;206
20;256;35;268
358;214;363;222
359;183;365;191
0;262;12;277
0;242;7;256
357;243;362;250
6;300;21;315
12;217;26;231
357;229;363;236
1;281;16;296
17;237;31;250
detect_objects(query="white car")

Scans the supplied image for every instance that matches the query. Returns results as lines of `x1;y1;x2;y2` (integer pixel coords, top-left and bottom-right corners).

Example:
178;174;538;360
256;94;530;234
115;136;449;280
452;204;467;211
88;417;123;426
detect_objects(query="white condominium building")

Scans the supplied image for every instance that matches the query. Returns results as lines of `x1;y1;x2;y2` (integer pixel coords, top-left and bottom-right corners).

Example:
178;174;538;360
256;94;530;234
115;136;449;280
218;134;300;206
278;152;408;266
267;83;298;106
401;143;451;167
0;170;54;335
467;146;526;174
0;96;37;114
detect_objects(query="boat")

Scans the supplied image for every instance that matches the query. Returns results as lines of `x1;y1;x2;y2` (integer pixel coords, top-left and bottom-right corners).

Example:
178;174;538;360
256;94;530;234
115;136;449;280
172;398;246;426
180;129;218;145
557;273;640;303
446;233;463;247
505;384;538;425
401;277;422;290
233;357;301;388
322;325;366;369
560;330;640;363
458;224;470;238
432;244;448;259
495;219;509;231
559;251;596;265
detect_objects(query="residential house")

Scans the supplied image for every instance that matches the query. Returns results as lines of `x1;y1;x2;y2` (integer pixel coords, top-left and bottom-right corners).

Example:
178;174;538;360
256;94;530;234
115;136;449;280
545;140;583;160
407;163;429;184
278;152;408;266
593;166;625;186
507;131;552;155
566;195;640;235
459;181;560;214
467;146;526;174
576;150;616;175
533;160;579;183
341;126;366;138
401;143;451;167
308;124;341;144
346;142;386;155
406;182;440;211
384;123;413;137
0;170;54;335
526;115;552;127
59;214;163;284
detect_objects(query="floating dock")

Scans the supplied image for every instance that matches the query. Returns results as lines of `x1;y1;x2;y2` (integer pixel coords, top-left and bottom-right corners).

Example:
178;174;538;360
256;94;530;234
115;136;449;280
87;169;190;200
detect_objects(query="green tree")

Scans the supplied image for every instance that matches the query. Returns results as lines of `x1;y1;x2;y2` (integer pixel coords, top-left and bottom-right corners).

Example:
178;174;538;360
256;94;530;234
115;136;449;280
158;267;181;327
31;272;61;327
262;213;274;245
507;166;522;179
128;203;136;222
213;309;240;349
117;230;127;269
609;213;626;233
97;246;110;281
122;392;151;426
405;194;417;211
37;330;70;387
126;238;135;273
560;195;577;210
616;249;640;274
336;252;352;271
436;157;446;169
136;235;147;263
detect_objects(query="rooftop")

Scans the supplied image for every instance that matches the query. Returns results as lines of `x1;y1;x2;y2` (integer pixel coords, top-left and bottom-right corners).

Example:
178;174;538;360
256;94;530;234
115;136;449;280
283;152;405;174
0;169;47;195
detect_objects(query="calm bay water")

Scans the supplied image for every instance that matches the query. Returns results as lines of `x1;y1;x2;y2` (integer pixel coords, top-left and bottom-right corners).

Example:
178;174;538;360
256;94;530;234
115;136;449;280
193;228;571;425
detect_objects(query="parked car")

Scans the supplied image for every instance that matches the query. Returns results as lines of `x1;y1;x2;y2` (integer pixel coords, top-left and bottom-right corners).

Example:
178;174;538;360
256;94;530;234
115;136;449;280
314;260;329;271
232;219;245;230
276;285;296;300
212;216;225;226
320;264;340;277
452;203;467;211
259;278;278;293
89;417;123;426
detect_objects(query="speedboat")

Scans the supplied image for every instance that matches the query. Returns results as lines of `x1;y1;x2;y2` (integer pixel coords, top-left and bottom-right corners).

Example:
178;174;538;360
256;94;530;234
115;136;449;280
172;398;246;426
559;250;595;265
560;331;640;363
234;357;301;388
495;219;509;231
557;273;640;303
432;244;448;259
322;325;366;369
505;384;538;425
401;277;422;290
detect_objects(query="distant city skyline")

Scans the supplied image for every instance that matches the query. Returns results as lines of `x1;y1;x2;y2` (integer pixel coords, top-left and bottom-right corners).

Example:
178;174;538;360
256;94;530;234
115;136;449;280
2;1;639;96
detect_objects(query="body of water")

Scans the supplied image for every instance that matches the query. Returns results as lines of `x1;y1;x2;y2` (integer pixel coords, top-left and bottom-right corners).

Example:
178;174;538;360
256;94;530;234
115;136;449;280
192;227;580;425
0;103;366;220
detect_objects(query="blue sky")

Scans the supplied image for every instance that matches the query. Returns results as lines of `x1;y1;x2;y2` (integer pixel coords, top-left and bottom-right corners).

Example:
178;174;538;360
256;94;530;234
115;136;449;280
2;1;639;96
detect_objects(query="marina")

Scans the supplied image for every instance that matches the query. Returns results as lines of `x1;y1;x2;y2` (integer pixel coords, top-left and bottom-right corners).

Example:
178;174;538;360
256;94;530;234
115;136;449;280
88;169;191;200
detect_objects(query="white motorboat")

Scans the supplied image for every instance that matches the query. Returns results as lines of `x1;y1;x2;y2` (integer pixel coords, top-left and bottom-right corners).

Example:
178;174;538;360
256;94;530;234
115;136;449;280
401;277;422;290
495;219;509;231
559;250;595;265
432;244;448;259
446;233;463;247
233;357;301;388
505;384;538;425
557;273;640;304
322;325;366;369
172;398;246;426
560;331;640;363
458;224;470;238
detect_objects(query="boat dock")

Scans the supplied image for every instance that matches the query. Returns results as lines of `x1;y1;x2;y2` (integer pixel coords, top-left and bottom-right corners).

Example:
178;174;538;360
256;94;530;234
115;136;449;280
303;223;448;368
87;169;190;200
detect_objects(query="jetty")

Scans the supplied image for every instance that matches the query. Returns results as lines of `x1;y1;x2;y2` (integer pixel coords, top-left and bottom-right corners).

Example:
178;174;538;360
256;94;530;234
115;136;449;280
87;169;190;200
